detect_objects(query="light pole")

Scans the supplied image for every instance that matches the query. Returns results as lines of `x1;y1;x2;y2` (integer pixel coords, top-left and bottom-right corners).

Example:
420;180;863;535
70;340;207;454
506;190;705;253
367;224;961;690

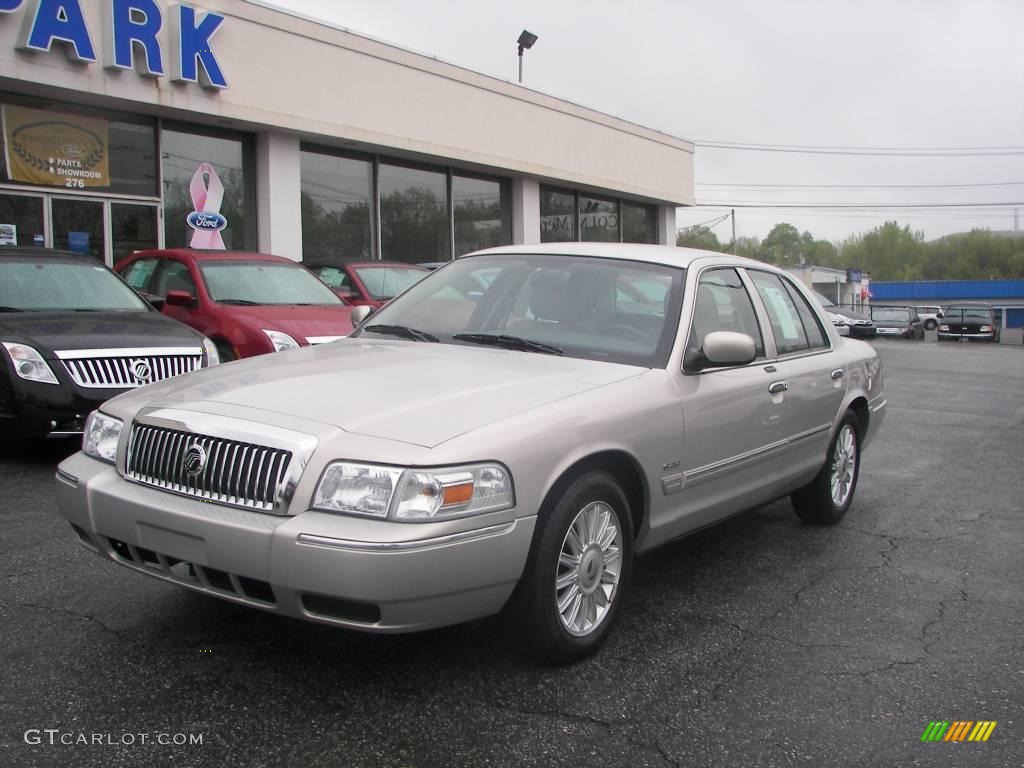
517;30;538;83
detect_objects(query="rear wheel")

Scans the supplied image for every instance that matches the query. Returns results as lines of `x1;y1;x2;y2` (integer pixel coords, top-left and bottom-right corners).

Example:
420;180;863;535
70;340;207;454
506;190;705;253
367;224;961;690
514;471;633;663
792;411;860;525
924;319;937;330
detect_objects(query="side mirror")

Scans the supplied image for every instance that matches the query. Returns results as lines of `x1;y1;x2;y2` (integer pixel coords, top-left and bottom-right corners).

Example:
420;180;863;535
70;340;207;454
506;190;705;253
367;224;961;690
937;312;944;318
351;304;375;326
138;290;165;310
165;289;195;308
695;331;757;370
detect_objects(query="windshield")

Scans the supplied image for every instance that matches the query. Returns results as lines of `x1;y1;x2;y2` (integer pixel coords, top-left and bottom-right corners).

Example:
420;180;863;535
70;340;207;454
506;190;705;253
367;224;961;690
356;254;686;367
943;306;992;319
812;290;837;308
0;259;149;312
353;266;427;299
871;308;910;321
200;261;342;305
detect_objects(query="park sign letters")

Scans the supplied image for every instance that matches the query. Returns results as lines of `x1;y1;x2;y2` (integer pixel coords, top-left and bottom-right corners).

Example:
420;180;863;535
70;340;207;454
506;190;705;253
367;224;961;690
0;0;228;89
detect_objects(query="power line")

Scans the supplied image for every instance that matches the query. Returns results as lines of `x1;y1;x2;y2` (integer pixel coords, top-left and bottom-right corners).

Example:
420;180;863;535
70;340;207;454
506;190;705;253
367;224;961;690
676;212;730;231
692;201;1024;209
692;141;1024;157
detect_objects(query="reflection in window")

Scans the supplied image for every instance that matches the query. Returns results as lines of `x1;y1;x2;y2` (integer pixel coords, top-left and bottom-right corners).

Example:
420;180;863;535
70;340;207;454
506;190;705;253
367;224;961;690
580;195;619;242
622;201;656;244
540;187;576;242
161;128;252;251
301;151;373;261
453;175;510;256
380;163;449;263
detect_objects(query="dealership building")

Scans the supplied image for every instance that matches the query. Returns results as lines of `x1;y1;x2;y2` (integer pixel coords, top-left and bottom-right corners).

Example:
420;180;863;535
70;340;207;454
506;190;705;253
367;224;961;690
0;0;694;266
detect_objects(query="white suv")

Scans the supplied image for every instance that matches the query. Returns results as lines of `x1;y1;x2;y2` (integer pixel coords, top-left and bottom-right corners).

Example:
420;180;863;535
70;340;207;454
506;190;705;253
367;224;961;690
914;306;944;330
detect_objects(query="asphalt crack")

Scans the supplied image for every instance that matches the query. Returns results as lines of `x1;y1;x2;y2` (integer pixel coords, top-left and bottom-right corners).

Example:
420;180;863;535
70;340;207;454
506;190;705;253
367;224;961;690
17;601;140;646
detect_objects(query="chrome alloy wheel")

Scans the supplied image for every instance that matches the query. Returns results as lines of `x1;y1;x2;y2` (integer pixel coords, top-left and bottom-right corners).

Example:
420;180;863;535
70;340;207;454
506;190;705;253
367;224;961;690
830;424;857;507
554;501;622;637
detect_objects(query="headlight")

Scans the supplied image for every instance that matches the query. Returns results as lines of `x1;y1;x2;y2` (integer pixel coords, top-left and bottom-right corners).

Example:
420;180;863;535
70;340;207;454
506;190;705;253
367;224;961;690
939;324;949;331
83;411;122;464
313;462;514;521
201;337;220;366
980;325;992;332
1;342;59;384
263;329;300;352
827;312;846;326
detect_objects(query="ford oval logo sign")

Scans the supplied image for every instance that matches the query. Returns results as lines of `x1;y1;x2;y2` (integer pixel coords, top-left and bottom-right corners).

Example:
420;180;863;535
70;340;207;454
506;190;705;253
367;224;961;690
187;211;228;232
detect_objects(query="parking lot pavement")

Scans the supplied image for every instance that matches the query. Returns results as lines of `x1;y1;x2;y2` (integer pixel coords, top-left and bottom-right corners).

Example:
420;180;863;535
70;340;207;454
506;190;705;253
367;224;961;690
1;341;1022;768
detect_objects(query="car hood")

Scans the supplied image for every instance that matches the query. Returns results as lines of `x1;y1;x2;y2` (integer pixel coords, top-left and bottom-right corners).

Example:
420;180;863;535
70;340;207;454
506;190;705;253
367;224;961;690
0;311;203;356
112;339;644;447
227;305;354;341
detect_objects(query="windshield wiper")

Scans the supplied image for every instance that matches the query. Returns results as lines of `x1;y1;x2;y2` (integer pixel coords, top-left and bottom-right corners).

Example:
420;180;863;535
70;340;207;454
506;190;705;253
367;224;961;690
0;306;27;312
217;299;262;306
363;324;439;343
453;333;563;356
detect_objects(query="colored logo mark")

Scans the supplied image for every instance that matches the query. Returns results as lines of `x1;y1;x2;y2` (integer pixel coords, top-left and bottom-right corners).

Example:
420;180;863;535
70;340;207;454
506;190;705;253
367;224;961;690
921;721;997;742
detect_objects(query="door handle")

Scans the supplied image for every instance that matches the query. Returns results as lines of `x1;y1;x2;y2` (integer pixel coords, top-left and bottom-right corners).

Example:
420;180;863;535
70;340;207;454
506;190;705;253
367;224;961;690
768;381;789;394
831;368;845;380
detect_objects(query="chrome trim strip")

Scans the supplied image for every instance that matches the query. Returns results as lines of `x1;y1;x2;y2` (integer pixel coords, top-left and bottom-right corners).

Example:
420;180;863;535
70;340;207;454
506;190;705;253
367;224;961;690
55;469;79;487
871;399;887;413
54;347;202;359
296;521;517;553
788;422;832;444
684;438;789;483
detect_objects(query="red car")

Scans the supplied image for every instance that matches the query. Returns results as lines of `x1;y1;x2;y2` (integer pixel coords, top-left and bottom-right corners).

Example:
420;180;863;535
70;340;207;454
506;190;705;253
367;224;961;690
115;249;354;361
303;260;429;308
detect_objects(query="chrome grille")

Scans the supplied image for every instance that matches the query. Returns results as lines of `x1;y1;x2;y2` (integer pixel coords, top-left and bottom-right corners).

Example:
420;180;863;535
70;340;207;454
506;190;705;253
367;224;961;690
55;347;202;389
126;424;293;513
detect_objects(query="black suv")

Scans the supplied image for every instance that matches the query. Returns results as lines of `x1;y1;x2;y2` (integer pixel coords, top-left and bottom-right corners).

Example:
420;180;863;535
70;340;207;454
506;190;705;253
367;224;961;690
937;302;1001;343
1;248;218;439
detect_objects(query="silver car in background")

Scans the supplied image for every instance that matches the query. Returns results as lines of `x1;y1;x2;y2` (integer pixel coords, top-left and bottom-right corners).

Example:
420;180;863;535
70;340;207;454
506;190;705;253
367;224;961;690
56;244;885;663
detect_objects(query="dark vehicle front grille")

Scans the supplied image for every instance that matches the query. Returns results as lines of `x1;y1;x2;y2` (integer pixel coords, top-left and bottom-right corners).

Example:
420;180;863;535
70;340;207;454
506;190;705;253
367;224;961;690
126;424;293;512
56;348;202;389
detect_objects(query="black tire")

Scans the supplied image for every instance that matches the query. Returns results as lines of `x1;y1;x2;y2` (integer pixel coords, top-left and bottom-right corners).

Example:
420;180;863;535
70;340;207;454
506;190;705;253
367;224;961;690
792;411;860;526
514;470;633;664
214;341;236;362
924;319;937;330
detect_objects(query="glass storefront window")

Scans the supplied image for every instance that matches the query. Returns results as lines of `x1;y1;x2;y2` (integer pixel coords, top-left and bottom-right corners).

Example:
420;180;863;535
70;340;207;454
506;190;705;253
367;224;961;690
51;198;105;261
0;96;157;197
453;175;510;256
300;150;374;261
622;201;657;244
540;186;576;243
111;203;159;263
580;195;619;242
0;193;44;247
379;162;449;263
161;127;254;251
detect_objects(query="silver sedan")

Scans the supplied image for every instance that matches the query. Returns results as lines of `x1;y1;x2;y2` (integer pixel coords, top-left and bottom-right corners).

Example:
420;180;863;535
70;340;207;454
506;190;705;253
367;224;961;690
57;244;885;663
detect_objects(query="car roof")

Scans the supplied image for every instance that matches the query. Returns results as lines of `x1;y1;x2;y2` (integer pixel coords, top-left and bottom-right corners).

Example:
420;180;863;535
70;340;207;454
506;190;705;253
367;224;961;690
306;259;428;269
943;301;993;307
463;242;767;271
0;246;88;262
133;248;301;265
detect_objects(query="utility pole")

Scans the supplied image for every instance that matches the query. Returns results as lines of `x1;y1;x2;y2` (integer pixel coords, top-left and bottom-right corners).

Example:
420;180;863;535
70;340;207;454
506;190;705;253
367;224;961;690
731;209;736;254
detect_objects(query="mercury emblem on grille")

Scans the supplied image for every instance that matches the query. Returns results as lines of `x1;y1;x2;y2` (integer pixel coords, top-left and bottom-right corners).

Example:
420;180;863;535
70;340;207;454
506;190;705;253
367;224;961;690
131;359;153;384
183;444;208;477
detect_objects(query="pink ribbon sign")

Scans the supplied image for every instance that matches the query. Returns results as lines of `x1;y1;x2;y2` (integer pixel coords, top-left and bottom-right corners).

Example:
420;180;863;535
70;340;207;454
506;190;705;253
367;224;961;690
187;163;228;249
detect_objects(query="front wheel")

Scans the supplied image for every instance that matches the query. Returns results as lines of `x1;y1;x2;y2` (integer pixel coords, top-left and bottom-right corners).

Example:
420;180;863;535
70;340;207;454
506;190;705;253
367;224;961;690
514;471;633;663
924;319;937;330
792;412;860;525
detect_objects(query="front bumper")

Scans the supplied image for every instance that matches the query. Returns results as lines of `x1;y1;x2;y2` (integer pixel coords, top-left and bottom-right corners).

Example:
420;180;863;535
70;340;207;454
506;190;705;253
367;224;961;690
848;325;877;339
1;378;119;439
937;331;997;341
55;452;535;633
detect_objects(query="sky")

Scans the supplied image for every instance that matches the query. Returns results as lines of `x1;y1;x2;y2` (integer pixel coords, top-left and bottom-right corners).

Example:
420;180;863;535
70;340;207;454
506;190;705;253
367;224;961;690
269;0;1024;245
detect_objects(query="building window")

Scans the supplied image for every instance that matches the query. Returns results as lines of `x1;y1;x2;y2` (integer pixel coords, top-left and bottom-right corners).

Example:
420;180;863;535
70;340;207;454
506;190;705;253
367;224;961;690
580;194;619;242
300;149;373;261
542;185;657;244
622;201;657;244
161;125;255;251
0;95;158;197
540;186;576;242
379;162;450;264
453;174;510;256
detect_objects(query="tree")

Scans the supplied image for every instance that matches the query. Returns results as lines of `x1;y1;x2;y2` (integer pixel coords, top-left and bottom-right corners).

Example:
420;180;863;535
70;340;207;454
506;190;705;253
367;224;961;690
676;225;723;251
760;223;801;264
